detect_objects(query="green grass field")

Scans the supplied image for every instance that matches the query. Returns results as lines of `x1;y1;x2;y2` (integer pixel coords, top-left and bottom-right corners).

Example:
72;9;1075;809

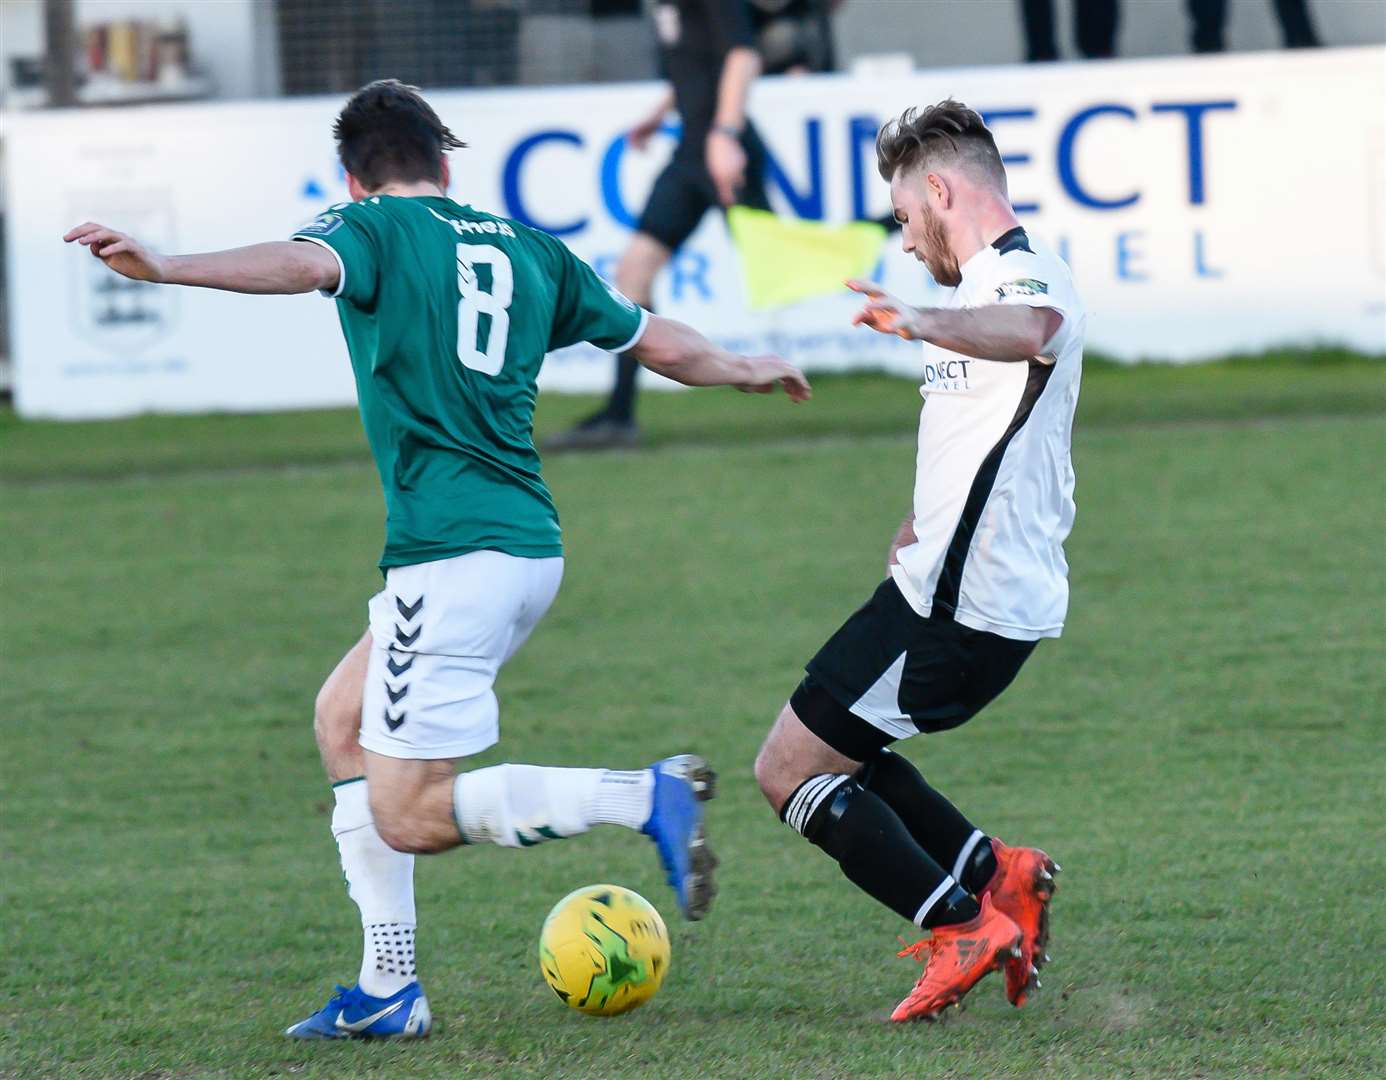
2;354;1384;1079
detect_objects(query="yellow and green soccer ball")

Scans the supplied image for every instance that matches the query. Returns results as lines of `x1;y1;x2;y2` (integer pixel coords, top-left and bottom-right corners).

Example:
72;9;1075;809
538;884;670;1016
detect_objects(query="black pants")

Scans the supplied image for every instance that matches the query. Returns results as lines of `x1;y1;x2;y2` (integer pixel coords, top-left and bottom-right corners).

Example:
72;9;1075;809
1187;0;1320;52
634;125;771;251
1020;0;1119;60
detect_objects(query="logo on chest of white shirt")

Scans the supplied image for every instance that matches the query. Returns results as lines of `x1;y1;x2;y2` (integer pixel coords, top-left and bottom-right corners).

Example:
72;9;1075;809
922;358;973;393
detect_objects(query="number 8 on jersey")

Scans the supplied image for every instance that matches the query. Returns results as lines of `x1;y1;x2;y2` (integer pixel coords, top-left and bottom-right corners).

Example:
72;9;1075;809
457;244;513;376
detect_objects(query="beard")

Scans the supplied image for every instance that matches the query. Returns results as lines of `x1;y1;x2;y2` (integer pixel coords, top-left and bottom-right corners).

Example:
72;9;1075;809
919;203;961;287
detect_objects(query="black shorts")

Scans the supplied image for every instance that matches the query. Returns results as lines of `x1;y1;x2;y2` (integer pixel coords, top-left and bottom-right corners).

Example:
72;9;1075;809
791;578;1038;761
635;125;771;252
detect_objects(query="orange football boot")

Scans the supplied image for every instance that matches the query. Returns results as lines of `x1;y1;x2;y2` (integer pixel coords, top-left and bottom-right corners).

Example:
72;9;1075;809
982;838;1060;1007
890;894;1022;1022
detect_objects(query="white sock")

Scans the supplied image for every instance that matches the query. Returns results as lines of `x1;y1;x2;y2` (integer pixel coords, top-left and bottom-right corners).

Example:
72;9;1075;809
332;778;417;997
361;923;416;997
585;769;655;829
452;765;654;848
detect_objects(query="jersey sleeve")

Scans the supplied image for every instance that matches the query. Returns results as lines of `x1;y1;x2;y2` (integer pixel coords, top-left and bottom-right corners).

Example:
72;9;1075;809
290;203;380;307
541;233;648;353
979;253;1079;362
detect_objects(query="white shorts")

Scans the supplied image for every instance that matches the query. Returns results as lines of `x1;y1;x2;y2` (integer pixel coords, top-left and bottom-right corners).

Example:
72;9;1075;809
359;550;564;760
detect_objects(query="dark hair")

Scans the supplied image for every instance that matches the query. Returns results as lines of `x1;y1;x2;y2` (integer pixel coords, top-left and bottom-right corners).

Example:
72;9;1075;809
875;100;1005;187
333;79;465;191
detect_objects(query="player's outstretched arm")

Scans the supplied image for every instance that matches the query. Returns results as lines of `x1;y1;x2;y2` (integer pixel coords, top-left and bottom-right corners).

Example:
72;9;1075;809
63;222;340;295
630;314;811;401
846;279;1062;363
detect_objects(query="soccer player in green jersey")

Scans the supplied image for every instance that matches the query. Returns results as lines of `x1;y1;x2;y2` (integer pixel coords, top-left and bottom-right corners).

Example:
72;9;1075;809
65;79;810;1041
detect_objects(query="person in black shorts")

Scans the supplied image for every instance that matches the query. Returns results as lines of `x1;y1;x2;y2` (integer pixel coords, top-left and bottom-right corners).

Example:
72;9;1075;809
754;100;1086;1023
546;0;771;450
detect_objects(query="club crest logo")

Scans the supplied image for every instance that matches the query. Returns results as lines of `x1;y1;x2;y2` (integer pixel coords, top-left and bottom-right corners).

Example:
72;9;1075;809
71;198;177;353
995;278;1049;302
296;211;346;238
604;282;638;312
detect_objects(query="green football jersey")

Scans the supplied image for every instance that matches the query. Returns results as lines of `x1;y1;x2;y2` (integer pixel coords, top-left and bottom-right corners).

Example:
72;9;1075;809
291;195;645;570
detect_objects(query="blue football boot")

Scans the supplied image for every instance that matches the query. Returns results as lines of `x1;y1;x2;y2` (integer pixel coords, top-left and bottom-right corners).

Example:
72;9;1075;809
641;753;718;920
284;981;431;1040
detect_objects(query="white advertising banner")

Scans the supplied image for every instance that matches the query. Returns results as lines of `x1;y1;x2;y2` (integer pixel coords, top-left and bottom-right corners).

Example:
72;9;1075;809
3;46;1383;419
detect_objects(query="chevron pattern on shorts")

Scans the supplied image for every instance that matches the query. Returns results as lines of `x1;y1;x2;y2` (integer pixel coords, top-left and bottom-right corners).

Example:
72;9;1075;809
383;593;424;733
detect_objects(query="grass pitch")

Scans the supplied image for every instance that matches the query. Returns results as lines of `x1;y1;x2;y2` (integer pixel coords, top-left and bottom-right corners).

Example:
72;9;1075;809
2;353;1384;1078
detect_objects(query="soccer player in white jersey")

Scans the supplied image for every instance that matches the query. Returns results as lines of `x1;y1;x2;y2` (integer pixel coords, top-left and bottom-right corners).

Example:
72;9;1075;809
753;100;1084;1022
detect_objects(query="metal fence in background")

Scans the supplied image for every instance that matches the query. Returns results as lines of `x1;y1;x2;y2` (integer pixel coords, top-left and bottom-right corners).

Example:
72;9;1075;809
276;0;651;94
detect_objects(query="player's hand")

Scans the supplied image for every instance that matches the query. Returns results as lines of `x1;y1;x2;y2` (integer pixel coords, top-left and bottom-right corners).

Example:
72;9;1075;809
886;513;918;575
737;355;812;402
64;222;169;283
846;278;927;340
706;129;747;206
627;114;664;152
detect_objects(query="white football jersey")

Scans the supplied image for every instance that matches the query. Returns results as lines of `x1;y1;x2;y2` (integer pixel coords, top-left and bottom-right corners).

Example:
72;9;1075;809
891;227;1085;641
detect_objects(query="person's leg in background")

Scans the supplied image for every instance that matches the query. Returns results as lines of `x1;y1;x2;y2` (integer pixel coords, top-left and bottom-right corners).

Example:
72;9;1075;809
1018;0;1060;61
602;233;672;431
1074;0;1119;58
546;157;706;452
1187;0;1227;53
1271;0;1320;48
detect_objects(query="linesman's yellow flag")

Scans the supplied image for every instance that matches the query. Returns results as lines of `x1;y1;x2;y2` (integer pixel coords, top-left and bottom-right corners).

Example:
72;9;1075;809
727;206;887;310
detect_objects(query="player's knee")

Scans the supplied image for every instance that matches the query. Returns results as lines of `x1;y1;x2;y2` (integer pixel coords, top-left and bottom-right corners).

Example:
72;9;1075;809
313;686;357;758
754;714;797;812
752;750;783;810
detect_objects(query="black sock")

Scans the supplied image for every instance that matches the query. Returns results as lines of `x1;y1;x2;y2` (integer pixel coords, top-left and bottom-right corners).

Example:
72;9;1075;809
605;351;640;423
856;750;998;895
782;775;980;928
